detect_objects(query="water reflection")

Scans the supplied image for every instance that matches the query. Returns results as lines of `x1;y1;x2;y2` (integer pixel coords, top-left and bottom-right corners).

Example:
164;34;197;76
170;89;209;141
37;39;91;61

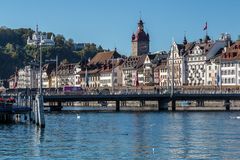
1;112;240;159
32;127;45;157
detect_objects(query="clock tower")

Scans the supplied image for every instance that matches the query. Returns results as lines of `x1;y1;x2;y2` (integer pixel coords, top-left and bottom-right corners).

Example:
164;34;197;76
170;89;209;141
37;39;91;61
131;19;150;56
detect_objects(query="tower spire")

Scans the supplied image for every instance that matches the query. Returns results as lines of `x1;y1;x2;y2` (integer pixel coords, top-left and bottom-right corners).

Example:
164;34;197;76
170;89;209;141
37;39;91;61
138;19;144;31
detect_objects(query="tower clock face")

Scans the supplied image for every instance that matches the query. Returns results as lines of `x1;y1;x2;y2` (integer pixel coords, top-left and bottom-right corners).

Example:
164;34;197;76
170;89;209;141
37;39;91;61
140;43;147;50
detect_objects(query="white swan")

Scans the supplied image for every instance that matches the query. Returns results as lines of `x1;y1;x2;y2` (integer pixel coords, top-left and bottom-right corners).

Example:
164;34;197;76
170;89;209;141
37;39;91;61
77;114;80;119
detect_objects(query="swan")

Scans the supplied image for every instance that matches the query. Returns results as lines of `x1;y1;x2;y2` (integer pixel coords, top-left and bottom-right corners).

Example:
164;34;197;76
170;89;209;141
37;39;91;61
77;114;80;119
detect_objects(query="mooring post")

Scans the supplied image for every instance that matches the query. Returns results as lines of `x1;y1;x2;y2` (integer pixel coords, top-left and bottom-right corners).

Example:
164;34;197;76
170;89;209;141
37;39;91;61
158;100;169;111
29;95;33;122
224;99;230;111
172;99;176;111
158;100;161;111
116;100;120;112
33;99;38;124
36;94;45;128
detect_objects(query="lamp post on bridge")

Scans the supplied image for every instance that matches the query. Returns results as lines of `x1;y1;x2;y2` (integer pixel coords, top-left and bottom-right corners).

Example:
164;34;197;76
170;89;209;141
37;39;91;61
34;25;54;127
171;41;175;97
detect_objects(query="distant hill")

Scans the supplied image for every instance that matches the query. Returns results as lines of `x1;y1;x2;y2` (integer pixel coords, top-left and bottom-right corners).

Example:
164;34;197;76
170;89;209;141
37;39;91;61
0;27;103;80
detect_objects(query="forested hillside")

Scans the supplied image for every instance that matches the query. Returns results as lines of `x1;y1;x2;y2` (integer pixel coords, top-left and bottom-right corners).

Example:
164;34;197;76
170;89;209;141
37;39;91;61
0;27;103;79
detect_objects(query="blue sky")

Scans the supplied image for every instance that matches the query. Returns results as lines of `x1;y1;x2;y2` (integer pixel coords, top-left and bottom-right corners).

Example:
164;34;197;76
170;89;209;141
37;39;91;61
0;0;240;56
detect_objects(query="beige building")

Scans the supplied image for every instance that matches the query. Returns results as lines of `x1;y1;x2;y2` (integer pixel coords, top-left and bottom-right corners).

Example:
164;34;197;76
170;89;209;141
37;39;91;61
122;54;153;87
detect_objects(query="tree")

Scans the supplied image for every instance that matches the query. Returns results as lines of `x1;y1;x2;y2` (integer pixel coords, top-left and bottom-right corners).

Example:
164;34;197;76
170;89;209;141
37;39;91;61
0;27;107;80
66;38;74;50
4;43;17;58
97;45;104;52
54;35;65;47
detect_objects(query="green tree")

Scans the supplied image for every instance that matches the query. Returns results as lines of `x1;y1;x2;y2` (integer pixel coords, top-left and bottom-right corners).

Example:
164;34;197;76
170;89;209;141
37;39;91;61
54;35;65;47
4;43;17;58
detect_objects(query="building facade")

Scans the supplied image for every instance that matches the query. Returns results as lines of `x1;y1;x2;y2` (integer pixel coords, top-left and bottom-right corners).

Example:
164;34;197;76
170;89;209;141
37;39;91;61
220;40;240;86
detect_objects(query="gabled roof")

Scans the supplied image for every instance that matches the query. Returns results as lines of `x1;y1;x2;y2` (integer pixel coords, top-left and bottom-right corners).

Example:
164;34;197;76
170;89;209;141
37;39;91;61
206;40;227;60
221;40;240;61
57;63;76;76
150;52;168;64
89;50;121;65
122;54;148;70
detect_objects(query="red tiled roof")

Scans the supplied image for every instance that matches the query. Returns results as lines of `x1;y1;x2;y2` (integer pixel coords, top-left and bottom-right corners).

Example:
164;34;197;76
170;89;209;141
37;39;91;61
221;40;240;61
89;50;121;65
122;54;148;69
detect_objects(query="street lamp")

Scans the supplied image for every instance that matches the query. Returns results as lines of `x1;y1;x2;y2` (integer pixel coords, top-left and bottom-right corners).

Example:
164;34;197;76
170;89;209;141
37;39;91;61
39;44;43;95
171;42;175;97
45;55;58;94
108;57;115;94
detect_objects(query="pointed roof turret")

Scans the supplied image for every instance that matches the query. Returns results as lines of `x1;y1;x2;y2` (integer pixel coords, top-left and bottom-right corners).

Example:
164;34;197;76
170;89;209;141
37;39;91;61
138;19;144;31
183;34;187;45
132;33;135;41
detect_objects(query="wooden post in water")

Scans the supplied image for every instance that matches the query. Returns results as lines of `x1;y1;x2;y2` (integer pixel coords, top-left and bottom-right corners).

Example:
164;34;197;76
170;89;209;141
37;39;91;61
172;99;176;111
36;94;45;128
33;98;38;124
158;100;169;111
116;100;120;112
224;99;230;111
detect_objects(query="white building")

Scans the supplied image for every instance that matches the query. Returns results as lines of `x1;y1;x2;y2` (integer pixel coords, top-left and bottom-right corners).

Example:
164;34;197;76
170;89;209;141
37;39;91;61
27;25;55;46
187;42;213;86
220;40;240;86
99;58;123;88
168;41;190;86
187;34;229;86
16;65;39;89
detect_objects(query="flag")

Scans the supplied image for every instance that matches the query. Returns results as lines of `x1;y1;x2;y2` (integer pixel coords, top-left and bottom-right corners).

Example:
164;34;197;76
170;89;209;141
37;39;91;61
135;71;139;87
85;68;89;87
203;22;207;31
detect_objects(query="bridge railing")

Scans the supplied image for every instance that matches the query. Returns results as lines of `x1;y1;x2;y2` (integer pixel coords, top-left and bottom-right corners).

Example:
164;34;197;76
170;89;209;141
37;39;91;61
5;88;240;97
40;88;240;96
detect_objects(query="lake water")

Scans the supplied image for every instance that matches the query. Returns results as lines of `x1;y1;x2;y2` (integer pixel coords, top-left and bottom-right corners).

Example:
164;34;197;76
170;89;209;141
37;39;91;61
1;111;240;159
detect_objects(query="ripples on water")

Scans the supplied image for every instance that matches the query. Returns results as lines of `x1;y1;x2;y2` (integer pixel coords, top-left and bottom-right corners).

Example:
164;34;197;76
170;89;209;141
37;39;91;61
0;112;240;159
